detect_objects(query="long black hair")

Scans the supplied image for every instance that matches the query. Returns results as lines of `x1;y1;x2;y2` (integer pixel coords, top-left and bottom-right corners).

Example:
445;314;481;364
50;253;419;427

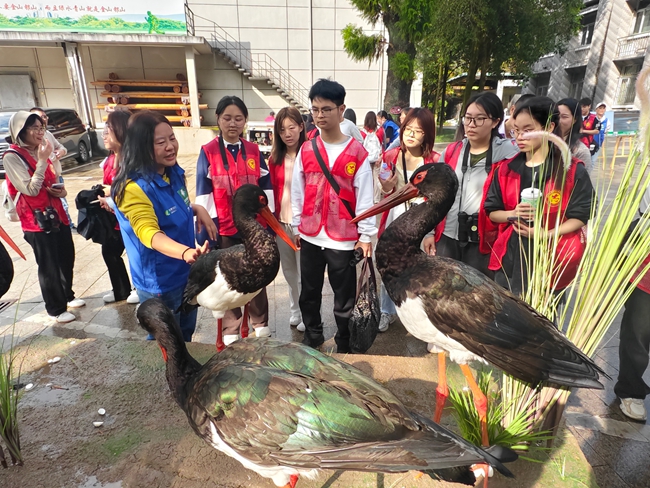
343;108;357;124
556;98;583;149
458;92;504;141
215;95;248;119
112;111;173;205
106;110;132;160
271;106;306;165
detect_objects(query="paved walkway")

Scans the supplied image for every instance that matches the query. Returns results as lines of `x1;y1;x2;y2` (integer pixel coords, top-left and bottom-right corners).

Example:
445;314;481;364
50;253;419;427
1;138;649;487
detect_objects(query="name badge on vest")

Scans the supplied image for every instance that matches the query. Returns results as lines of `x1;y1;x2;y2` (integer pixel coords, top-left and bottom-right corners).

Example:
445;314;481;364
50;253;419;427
177;188;190;206
165;206;178;216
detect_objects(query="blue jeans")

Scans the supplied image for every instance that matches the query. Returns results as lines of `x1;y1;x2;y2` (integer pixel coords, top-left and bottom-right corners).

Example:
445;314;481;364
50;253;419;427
380;282;396;315
137;287;197;342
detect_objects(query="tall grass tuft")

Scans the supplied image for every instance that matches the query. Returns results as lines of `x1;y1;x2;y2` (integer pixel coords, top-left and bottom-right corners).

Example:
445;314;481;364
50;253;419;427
502;67;650;435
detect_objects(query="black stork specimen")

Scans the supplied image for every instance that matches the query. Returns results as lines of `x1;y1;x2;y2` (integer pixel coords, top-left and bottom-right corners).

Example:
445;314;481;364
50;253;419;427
138;297;517;487
180;184;296;351
351;163;607;449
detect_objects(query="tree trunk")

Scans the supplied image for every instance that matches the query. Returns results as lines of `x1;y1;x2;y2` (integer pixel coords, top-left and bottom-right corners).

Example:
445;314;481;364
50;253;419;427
383;23;416;110
477;40;490;91
461;44;480;113
438;62;449;132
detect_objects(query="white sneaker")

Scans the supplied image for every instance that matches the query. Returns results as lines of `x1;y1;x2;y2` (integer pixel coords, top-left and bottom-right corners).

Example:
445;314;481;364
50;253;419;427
67;298;86;309
254;326;271;338
378;313;396;332
296;322;305;332
619;397;647;421
53;311;76;323
289;315;302;327
126;290;140;304
223;334;239;346
103;292;116;304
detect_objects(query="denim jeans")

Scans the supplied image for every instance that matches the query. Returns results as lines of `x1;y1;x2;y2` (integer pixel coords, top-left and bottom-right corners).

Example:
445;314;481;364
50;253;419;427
380;282;396;315
136;287;197;342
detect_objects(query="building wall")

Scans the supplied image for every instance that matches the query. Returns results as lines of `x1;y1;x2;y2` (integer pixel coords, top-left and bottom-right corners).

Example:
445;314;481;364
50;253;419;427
188;0;386;117
0;46;75;109
526;0;650;111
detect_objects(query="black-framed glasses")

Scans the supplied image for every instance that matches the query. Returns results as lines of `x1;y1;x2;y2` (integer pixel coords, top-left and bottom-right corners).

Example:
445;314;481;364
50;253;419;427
509;128;535;138
404;126;425;137
461;116;492;127
310;105;340;116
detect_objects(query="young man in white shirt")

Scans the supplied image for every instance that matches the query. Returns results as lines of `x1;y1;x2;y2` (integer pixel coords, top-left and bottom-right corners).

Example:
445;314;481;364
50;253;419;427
291;79;377;353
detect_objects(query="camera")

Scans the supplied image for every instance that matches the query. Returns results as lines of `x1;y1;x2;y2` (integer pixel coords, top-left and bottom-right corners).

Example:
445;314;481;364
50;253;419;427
33;206;61;233
457;212;479;245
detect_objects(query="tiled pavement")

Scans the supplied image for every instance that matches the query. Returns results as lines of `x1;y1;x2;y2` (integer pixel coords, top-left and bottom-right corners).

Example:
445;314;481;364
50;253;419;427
1;139;650;487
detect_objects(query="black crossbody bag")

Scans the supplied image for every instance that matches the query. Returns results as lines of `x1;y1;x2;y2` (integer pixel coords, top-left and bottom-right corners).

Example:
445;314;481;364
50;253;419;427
311;138;356;219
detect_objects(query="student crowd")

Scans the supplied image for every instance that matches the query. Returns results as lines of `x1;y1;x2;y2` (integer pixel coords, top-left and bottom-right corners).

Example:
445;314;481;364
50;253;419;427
2;78;647;422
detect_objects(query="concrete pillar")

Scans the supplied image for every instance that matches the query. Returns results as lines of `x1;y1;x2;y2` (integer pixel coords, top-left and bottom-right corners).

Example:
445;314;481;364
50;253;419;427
62;42;95;127
185;46;201;128
496;79;505;101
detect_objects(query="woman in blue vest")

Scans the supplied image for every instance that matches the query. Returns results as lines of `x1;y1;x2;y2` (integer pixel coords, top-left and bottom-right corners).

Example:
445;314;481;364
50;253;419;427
112;111;216;341
195;96;275;345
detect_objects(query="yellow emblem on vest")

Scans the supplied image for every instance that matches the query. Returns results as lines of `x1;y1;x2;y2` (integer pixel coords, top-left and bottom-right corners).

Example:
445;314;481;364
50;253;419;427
247;158;256;170
547;190;561;206
345;162;356;176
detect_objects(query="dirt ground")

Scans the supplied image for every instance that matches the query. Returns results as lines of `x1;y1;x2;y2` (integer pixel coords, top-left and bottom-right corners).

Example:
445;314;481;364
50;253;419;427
0;336;598;488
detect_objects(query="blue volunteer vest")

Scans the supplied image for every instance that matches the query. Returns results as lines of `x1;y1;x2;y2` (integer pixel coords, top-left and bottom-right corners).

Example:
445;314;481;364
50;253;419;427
115;164;195;294
383;119;400;145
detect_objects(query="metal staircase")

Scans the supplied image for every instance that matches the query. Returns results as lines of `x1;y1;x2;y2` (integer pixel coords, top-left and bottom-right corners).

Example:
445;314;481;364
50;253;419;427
185;5;309;113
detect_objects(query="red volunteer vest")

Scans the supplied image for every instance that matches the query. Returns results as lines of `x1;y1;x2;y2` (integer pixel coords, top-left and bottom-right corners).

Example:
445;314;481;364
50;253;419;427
377;147;440;237
202;137;261;236
268;156;285;220
486;157;586;290
434;141;509;252
298;136;367;241
580;113;597;148
5;145;69;232
102;153;118;185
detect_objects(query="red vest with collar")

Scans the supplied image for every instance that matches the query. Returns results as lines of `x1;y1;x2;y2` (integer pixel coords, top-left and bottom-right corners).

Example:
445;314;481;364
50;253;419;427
377;147;440;237
5;145;69;232
202;137;261;236
298;136;367;241
580;113;597;148
486;157;586;290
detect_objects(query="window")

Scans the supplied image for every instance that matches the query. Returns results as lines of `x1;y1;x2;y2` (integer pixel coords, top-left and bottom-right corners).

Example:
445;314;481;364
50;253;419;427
580;23;595;45
569;78;584;99
616;64;641;105
535;74;550;96
634;7;650;34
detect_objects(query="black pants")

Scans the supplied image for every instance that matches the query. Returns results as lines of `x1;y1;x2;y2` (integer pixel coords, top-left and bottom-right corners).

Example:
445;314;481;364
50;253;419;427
299;239;356;352
101;231;132;301
0;241;13;298
436;234;493;278
24;225;76;316
615;287;650;400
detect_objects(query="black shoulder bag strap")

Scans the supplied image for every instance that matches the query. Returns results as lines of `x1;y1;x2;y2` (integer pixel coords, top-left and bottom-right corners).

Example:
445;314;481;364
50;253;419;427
311;138;356;219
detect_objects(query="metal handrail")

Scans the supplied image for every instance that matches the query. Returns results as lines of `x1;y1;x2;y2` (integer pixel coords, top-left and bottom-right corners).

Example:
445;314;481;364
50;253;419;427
186;6;309;108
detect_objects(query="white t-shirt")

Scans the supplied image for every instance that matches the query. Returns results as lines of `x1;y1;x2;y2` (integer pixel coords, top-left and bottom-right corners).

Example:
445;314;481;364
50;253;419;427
340;119;364;144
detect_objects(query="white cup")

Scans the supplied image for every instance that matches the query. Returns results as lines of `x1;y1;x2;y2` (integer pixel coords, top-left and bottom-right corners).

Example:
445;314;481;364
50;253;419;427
520;188;541;207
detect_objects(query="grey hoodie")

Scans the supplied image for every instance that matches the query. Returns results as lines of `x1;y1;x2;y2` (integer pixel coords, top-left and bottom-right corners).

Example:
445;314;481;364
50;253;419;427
440;137;519;240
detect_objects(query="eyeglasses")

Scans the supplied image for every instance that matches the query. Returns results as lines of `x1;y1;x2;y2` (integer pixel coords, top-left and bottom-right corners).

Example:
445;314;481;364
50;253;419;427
27;125;46;133
509;128;535;138
310;106;339;116
404;126;425;137
461;116;492;127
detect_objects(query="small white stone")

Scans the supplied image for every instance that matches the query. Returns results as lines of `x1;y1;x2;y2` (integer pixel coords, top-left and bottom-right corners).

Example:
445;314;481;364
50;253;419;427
93;421;104;428
45;383;52;387
98;408;106;416
25;383;34;391
70;341;76;345
48;356;61;364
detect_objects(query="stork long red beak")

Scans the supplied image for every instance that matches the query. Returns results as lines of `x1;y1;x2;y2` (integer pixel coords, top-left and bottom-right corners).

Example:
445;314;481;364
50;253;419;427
259;206;298;251
351;183;420;224
0;224;26;260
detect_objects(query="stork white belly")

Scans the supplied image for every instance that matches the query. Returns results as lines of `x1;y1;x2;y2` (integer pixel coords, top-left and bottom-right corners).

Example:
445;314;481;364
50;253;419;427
396;296;486;365
208;422;319;487
196;264;262;317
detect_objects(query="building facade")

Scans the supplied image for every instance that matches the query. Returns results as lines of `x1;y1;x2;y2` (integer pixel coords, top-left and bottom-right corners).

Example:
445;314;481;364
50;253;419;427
525;0;649;115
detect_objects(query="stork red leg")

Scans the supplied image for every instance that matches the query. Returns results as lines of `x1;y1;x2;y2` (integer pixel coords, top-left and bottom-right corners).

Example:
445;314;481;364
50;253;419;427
460;364;490;488
216;318;225;352
434;352;448;423
281;474;299;488
240;304;249;338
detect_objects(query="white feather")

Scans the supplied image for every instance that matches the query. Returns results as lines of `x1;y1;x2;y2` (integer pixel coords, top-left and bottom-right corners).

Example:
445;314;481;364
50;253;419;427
208;422;320;487
396;296;487;365
196;263;261;318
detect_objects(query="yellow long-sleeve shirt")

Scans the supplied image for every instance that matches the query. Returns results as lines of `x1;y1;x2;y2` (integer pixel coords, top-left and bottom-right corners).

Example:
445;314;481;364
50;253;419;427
118;177;170;248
